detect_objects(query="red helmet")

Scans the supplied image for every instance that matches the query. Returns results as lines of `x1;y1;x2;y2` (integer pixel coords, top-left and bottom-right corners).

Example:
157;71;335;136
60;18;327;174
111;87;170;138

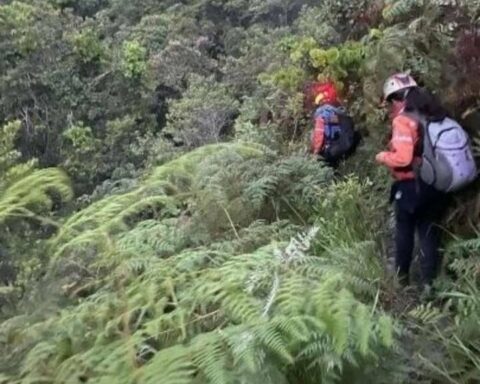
314;82;338;105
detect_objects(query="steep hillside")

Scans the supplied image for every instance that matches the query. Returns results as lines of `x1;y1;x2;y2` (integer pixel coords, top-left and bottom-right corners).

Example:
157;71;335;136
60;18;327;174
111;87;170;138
1;0;480;383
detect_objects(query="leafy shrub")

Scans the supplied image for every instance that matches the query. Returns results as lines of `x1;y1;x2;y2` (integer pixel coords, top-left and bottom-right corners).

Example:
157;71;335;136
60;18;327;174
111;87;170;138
294;6;341;45
70;28;105;64
120;40;148;79
166;75;240;148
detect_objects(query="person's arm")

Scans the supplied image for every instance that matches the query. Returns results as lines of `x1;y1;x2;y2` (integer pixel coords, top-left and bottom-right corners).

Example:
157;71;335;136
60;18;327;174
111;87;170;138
376;115;417;168
311;116;325;155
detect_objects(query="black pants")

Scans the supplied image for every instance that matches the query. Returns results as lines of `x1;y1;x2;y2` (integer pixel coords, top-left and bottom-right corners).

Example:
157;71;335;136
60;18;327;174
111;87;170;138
391;180;446;286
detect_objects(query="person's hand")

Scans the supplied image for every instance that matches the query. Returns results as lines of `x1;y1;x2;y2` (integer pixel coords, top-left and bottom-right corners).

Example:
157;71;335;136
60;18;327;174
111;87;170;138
375;152;385;164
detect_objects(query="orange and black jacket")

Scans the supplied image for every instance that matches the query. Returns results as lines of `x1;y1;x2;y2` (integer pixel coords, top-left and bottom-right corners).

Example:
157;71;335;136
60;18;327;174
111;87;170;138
377;114;421;181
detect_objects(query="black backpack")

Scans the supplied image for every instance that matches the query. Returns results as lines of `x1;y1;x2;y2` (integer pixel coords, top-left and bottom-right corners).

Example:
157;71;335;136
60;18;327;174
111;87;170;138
320;109;359;163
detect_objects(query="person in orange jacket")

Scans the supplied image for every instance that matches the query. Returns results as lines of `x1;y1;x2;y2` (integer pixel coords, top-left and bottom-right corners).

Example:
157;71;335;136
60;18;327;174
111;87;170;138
310;82;341;155
310;82;358;166
376;73;448;291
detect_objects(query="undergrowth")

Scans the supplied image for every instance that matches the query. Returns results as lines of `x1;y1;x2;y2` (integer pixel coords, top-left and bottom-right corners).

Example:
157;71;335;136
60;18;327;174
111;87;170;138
1;0;480;383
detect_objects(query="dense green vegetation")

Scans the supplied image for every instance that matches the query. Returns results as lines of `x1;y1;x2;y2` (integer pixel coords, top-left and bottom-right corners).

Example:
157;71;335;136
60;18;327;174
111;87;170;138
1;0;480;382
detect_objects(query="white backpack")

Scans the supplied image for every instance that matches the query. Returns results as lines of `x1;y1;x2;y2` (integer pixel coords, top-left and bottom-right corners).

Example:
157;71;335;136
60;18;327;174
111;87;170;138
409;113;478;193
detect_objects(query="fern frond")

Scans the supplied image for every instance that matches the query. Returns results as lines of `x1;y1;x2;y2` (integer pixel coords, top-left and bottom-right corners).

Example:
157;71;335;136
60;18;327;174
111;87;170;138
383;0;424;22
408;303;445;325
0;168;72;224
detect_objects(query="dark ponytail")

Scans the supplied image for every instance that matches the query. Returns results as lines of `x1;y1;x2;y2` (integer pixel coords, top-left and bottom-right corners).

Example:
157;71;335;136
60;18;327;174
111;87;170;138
404;87;448;121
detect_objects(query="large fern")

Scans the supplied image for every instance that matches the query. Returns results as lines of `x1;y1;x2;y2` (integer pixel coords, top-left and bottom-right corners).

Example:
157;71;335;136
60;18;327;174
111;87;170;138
3;226;397;384
0;145;402;383
48;143;266;277
0;168;72;225
0;119;72;227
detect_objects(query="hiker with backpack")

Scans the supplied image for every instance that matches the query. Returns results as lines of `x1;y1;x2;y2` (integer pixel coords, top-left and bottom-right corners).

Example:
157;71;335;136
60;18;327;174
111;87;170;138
376;73;477;292
310;82;359;166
